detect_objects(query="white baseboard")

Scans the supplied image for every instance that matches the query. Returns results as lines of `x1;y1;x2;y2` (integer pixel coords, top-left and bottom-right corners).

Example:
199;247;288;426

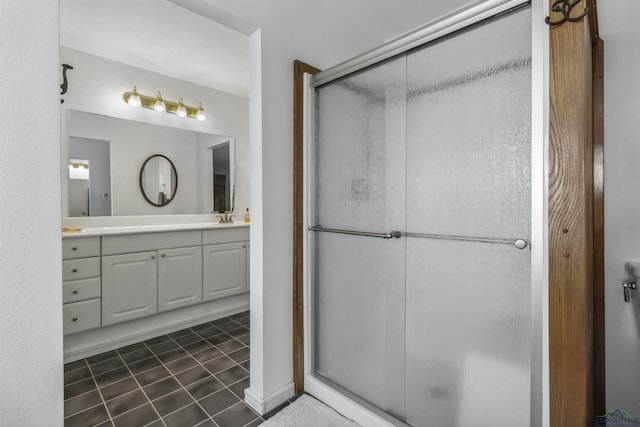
245;382;296;415
64;294;249;362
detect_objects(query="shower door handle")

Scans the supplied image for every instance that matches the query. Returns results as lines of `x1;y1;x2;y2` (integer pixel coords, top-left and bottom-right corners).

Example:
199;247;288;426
308;226;402;239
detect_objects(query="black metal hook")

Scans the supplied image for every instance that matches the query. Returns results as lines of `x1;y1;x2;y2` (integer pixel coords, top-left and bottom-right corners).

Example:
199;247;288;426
60;64;74;103
545;0;589;26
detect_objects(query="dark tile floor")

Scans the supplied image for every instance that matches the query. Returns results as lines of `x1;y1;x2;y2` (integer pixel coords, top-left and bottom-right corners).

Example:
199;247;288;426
64;311;264;427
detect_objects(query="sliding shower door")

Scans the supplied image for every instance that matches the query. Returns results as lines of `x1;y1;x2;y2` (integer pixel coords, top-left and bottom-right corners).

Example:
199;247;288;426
312;55;408;418
306;3;533;426
404;6;531;426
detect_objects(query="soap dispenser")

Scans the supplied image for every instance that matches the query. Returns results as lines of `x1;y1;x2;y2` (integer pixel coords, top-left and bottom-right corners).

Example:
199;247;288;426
244;208;250;223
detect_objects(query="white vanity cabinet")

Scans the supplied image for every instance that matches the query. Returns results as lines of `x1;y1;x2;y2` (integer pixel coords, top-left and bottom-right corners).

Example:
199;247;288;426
62;237;102;335
101;230;202;326
102;251;158;326
203;242;248;300
62;225;249;340
158;246;203;312
202;228;249;301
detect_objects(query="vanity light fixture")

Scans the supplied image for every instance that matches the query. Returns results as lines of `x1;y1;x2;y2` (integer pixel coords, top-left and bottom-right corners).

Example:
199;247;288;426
122;87;205;120
176;98;187;118
127;86;142;108
196;103;206;121
153;92;166;113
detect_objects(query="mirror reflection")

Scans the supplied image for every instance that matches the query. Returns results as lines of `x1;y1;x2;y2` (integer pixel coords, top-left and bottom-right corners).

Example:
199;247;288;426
66;110;237;216
68;136;112;216
212;142;231;212
139;154;178;207
68;159;90;216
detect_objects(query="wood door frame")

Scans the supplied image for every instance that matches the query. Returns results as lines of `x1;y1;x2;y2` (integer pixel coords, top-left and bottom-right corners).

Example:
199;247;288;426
293;60;320;394
548;0;604;424
592;37;605;417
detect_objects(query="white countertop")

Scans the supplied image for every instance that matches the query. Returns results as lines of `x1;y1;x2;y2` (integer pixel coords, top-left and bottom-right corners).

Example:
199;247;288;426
63;221;249;238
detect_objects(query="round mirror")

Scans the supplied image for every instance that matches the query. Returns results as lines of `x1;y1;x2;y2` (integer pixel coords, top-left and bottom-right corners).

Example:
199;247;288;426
139;154;178;207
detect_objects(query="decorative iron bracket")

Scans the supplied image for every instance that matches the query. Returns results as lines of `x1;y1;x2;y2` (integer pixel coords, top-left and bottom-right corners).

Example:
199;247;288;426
545;0;589;26
60;64;74;104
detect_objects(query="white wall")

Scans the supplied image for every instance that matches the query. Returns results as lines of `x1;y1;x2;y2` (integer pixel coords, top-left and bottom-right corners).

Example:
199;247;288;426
599;0;640;415
0;1;63;425
60;47;250;217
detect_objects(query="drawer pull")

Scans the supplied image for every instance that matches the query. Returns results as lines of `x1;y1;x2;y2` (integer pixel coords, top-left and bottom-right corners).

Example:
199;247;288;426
71;247;78;251
72;290;78;294
72;317;78;322
72;268;78;273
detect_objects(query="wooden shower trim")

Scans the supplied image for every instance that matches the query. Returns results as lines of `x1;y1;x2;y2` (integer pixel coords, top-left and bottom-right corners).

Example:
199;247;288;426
293;60;320;394
592;38;605;417
548;0;603;424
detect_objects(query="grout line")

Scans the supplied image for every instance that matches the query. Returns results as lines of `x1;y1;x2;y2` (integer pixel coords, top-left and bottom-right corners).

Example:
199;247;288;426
166;328;254;419
113;351;168;427
101;388;149;421
85;357;117;427
141;337;220;425
243;415;264;427
63;400;106;420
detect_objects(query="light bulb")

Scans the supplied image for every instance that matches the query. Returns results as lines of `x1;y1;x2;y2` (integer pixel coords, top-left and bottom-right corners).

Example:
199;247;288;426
153;92;166;113
176;98;187;118
128;86;142;108
196;103;206;121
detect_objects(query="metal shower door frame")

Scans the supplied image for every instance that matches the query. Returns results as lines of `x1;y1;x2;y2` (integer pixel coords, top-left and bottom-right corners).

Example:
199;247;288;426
302;0;549;425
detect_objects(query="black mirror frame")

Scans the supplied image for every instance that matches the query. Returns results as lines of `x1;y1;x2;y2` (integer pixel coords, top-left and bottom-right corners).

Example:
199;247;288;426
139;154;178;207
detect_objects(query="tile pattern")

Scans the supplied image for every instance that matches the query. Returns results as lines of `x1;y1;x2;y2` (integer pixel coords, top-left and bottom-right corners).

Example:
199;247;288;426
64;311;261;427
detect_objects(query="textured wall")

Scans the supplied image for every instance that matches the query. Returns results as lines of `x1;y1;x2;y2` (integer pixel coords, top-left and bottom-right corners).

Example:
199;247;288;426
0;0;64;425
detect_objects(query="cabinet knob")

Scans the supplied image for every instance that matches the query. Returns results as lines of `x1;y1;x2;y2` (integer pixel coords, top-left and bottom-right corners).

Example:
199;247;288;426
151;256;156;259
72;317;78;322
72;290;78;294
72;268;78;273
71;247;78;251
161;254;166;257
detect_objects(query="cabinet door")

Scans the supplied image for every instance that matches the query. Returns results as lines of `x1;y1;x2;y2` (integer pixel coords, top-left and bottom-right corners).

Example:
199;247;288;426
102;251;158;326
203;242;247;301
158;246;203;312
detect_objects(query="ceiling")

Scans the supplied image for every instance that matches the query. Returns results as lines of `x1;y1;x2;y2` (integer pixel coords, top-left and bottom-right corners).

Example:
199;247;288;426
59;0;250;98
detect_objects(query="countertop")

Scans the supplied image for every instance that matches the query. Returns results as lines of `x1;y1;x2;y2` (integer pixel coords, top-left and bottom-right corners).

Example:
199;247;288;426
62;221;249;238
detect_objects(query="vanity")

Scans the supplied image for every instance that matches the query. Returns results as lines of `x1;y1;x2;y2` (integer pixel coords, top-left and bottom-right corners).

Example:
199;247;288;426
62;218;250;362
61;107;251;362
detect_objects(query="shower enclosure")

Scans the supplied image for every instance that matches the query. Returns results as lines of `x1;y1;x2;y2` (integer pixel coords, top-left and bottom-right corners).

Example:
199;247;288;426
302;1;546;426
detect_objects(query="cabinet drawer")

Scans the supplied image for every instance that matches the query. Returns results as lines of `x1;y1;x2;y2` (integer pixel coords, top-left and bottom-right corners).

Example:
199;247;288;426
203;227;249;245
63;257;100;281
63;277;101;303
63;298;101;335
102;231;202;255
62;237;100;260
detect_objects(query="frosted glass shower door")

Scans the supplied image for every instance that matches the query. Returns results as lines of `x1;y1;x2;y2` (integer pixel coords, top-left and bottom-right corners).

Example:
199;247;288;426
404;6;532;427
309;4;533;426
312;56;407;418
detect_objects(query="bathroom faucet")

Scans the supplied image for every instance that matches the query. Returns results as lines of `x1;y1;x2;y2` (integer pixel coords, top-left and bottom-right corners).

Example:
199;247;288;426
216;211;236;224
